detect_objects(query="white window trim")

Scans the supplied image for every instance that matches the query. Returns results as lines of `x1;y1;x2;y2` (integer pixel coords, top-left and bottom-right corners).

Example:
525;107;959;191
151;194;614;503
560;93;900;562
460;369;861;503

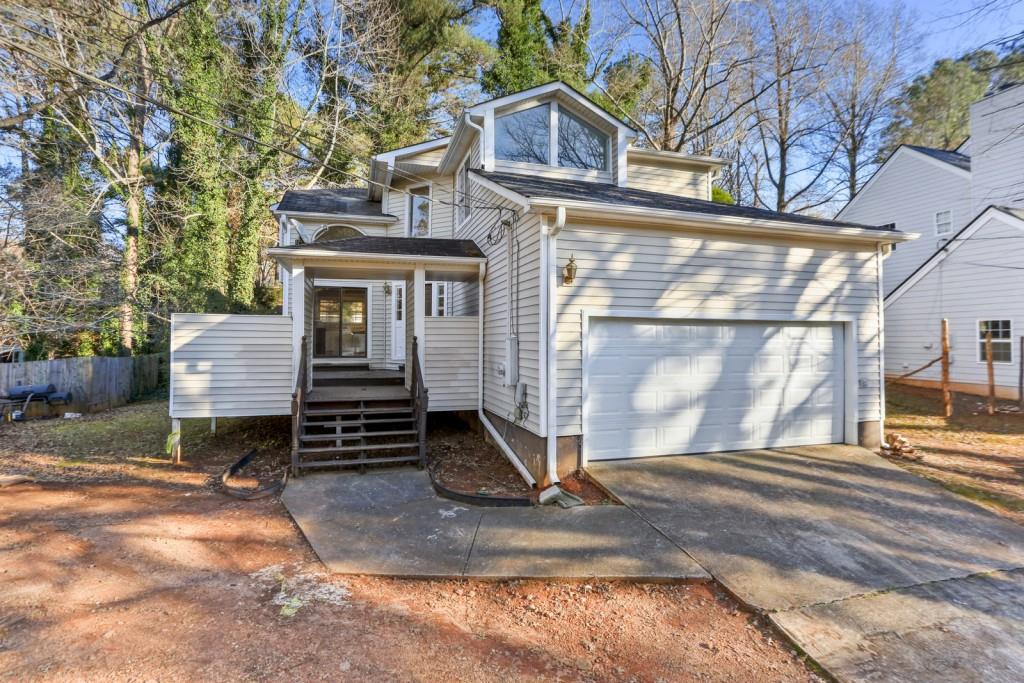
455;153;472;233
390;280;405;362
425;281;448;316
935;209;953;235
976;318;1013;364
407;183;432;238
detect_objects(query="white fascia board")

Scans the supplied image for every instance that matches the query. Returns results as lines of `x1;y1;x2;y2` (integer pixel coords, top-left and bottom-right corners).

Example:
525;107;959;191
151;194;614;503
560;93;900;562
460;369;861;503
437;115;480;175
839;146;970;218
467;171;531;211
528;197;916;244
884;206;1024;308
373;136;452;164
267;248;485;267
468;81;634;135
272;210;397;224
627;147;729;168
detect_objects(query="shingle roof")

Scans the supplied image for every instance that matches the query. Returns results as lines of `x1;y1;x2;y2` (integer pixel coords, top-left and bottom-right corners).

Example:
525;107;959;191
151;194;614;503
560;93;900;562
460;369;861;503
276;236;485;259
905;145;972;172
277;187;392;217
477;171;893;232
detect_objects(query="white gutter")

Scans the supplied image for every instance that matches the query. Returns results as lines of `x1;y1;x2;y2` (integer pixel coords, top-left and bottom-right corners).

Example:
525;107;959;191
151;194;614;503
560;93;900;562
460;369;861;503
528;197;916;244
267;249;486;267
541;206;567;485
269;210;398;224
476;261;537;487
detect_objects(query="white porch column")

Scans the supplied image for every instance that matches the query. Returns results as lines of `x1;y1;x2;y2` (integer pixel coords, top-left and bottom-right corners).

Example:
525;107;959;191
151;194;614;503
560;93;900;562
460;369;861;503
413;266;426;367
290;263;305;383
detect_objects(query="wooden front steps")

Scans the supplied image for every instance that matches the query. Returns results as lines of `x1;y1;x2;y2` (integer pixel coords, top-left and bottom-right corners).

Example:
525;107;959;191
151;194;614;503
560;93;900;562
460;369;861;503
291;360;426;475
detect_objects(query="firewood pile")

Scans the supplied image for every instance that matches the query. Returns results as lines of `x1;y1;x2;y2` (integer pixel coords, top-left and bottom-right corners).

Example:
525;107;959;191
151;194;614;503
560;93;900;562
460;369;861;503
882;432;920;460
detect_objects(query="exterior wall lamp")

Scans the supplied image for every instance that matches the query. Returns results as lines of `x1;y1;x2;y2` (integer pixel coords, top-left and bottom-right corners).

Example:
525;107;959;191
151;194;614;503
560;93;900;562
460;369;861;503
563;254;578;285
383;281;392;296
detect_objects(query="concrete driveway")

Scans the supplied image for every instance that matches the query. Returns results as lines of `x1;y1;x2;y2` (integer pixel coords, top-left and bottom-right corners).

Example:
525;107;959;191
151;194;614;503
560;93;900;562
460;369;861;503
589;445;1024;682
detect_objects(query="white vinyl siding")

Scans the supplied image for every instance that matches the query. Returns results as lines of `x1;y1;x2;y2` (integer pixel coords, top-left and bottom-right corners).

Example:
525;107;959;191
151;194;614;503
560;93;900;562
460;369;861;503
170;314;293;418
455;181;542;435
555;225;882;436
885;213;1024;391
625;158;710;200
839;149;972;294
970;84;1024;215
423;316;479;411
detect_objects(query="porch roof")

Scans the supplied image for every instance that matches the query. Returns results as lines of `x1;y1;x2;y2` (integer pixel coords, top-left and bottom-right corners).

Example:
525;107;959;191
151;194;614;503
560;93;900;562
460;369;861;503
268;237;486;281
271;236;485;259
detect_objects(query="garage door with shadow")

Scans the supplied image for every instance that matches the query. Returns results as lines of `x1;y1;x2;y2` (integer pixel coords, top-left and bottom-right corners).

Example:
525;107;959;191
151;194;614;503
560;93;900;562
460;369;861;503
584;319;844;461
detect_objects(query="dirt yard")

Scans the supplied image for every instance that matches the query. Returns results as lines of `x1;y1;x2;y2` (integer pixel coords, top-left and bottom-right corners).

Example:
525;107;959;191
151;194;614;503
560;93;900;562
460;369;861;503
884;384;1024;524
0;401;819;682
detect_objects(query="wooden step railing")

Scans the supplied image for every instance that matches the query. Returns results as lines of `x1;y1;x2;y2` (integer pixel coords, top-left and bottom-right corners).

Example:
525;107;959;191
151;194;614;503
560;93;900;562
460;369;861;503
290;335;308;477
410;336;429;468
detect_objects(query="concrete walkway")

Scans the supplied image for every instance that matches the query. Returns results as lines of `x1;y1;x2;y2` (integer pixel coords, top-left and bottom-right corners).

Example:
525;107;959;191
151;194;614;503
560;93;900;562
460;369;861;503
282;468;708;580
589;445;1024;683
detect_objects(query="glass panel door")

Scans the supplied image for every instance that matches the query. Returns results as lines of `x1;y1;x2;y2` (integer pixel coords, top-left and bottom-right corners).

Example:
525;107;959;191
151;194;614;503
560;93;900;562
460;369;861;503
314;287;367;358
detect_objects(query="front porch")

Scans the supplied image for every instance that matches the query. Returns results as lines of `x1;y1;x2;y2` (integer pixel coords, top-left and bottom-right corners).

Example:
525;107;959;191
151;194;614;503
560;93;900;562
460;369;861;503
167;237;488;472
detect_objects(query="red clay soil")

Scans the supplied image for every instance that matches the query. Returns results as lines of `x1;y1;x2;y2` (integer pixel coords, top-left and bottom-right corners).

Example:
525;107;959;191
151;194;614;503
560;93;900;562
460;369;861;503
427;415;616;505
0;401;821;682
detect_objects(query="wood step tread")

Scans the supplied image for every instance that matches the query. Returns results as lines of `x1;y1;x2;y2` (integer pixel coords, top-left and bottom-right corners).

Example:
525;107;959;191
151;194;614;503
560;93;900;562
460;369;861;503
306;387;411;402
301;418;415;427
303;407;413;417
298;442;420;454
300;430;418;441
296;455;421;469
312;370;404;379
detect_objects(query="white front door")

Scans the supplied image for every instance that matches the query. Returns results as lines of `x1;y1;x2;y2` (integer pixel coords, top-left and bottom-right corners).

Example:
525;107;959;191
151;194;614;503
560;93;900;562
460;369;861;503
584;319;844;461
391;281;406;361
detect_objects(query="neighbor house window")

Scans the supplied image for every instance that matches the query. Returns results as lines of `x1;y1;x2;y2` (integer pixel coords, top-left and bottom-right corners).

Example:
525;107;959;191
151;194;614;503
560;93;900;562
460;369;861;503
558;110;609;170
935;210;953;235
408;186;430;237
978;320;1012;363
495;104;550;164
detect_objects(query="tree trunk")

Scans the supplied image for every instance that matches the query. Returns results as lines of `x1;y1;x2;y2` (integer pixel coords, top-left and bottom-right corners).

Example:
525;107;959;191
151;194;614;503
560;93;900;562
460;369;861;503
120;44;149;353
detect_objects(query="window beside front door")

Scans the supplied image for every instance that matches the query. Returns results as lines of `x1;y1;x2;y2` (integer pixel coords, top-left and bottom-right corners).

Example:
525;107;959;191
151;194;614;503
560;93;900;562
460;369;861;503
314;287;368;358
424;282;448;316
978;320;1012;363
408;186;430;237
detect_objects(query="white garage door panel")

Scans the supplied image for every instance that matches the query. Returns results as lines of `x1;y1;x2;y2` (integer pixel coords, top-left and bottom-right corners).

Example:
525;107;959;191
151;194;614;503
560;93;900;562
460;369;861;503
585;320;844;461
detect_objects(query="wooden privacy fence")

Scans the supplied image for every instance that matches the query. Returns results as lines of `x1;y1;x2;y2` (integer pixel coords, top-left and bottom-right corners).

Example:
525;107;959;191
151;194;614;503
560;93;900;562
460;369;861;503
0;353;168;416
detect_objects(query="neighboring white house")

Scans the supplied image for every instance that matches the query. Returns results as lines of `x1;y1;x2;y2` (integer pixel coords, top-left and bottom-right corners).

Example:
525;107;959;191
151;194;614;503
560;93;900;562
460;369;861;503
171;81;909;485
839;82;1024;398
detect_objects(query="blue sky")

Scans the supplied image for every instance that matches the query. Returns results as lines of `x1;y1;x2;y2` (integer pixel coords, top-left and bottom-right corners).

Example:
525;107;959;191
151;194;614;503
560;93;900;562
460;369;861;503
907;0;1024;72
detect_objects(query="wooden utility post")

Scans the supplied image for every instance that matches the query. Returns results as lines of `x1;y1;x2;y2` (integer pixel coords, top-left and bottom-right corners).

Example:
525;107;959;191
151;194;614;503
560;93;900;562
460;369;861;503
941;319;952;417
986;331;996;416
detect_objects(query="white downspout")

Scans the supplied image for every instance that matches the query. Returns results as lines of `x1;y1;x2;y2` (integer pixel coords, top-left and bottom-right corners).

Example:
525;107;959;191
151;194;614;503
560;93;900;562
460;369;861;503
476;261;537;487
543;206;567;485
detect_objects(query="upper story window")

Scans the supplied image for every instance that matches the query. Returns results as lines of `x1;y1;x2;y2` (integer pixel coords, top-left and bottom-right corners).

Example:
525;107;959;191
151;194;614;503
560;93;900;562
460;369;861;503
314;225;362;242
935;209;953;235
456;158;472;224
408;186;430;237
494;102;611;173
558;110;608;171
495;104;550;164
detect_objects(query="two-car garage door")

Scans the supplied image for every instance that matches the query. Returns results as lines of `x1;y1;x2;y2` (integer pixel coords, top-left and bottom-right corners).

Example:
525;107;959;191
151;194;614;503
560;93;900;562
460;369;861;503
584;319;845;461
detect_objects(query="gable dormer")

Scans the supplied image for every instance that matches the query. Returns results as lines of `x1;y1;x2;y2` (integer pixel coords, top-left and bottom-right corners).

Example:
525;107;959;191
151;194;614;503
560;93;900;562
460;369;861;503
461;82;636;186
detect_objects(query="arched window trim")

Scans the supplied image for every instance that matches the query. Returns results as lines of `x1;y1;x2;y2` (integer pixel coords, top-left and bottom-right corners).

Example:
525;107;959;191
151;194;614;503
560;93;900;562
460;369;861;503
312;224;366;242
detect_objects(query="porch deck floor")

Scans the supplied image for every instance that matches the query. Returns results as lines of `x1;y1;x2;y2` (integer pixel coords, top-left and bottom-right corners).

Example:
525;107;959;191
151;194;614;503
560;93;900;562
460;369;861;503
306;385;411;402
282;468;709;580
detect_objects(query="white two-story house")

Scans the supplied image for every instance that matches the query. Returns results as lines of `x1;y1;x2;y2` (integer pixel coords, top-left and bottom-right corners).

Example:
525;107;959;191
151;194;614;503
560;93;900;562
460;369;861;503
170;81;908;486
839;82;1024;398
